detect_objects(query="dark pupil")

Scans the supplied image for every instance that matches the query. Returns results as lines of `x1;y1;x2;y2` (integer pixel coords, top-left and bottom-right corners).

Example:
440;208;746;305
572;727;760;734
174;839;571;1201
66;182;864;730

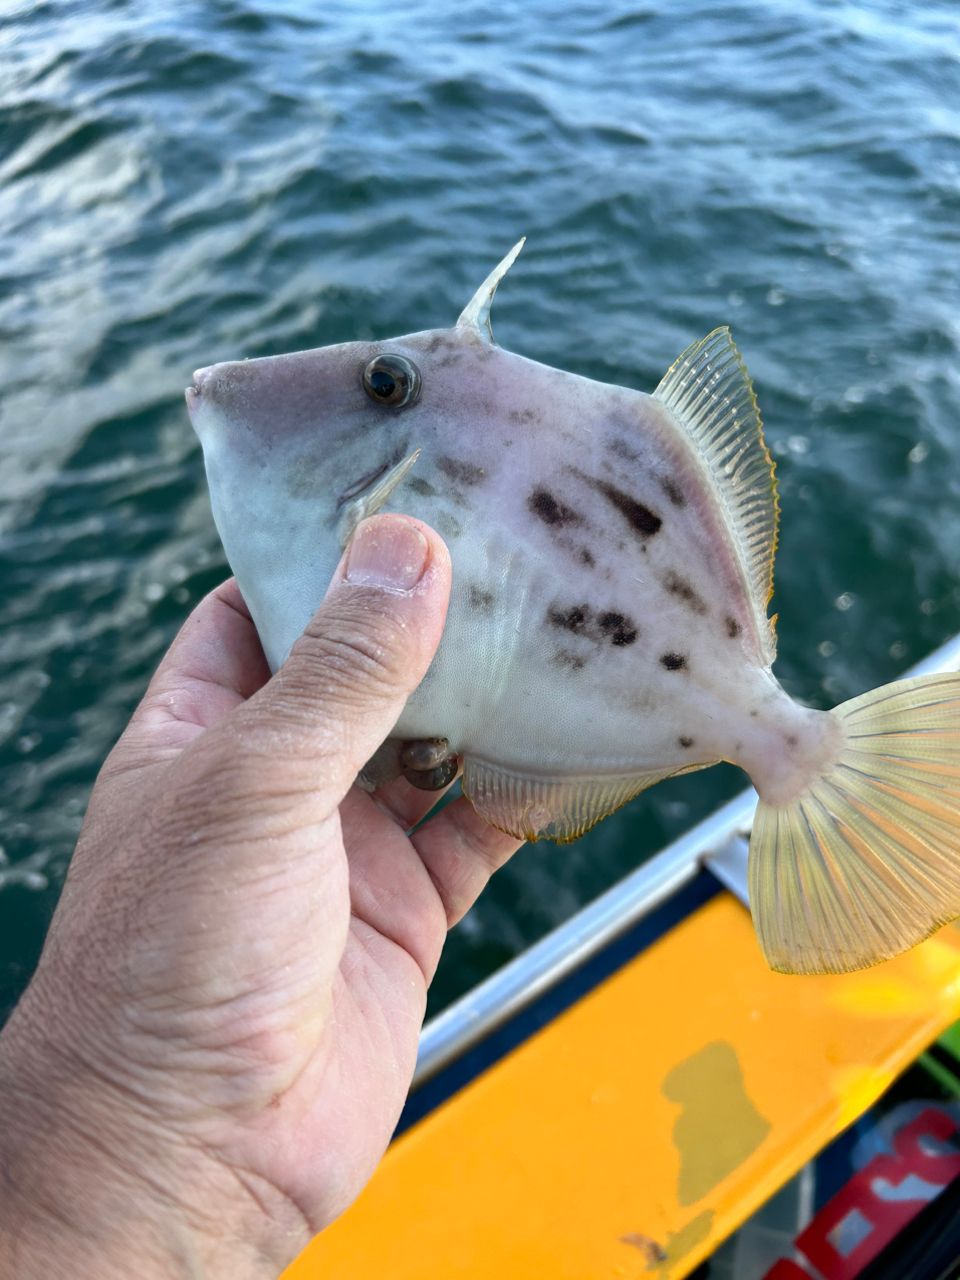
370;368;400;399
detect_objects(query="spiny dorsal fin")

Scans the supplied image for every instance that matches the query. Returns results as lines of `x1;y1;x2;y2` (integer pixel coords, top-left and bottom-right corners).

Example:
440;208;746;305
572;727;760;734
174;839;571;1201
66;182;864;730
653;327;779;661
457;238;525;342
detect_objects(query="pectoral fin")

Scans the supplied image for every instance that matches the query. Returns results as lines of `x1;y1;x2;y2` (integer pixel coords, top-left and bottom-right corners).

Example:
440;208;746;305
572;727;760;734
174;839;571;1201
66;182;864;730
337;448;421;547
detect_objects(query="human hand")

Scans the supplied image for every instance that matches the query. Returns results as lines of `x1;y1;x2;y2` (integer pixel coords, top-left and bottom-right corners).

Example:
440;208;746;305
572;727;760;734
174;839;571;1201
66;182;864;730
0;515;523;1279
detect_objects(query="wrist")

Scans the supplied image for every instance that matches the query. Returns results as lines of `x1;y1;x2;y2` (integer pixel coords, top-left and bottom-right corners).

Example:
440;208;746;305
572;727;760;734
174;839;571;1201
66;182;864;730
0;1004;309;1279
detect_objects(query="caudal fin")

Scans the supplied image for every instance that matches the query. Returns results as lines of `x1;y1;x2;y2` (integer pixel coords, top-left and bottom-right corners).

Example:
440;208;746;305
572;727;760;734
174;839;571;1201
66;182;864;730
749;673;960;975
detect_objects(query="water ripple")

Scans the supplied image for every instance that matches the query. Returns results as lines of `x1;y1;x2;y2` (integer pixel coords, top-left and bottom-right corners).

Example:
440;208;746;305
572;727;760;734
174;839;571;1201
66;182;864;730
0;0;958;1019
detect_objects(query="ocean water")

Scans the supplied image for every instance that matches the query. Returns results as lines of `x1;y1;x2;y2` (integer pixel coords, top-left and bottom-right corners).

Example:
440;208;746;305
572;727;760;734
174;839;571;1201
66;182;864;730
1;0;958;1022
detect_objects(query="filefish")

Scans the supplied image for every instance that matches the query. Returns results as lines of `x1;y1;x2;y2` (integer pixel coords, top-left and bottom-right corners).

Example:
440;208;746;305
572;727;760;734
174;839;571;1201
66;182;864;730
187;241;960;976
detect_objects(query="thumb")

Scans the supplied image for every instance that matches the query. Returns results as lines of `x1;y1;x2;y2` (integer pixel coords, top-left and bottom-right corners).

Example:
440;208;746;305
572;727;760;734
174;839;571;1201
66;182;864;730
230;514;452;814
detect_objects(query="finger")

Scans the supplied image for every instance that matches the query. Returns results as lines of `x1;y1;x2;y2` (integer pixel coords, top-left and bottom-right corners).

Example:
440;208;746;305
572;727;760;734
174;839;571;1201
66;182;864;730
412;794;525;926
210;515;452;822
369;769;459;832
338;777;517;987
102;580;272;784
139;579;271;729
338;787;451;982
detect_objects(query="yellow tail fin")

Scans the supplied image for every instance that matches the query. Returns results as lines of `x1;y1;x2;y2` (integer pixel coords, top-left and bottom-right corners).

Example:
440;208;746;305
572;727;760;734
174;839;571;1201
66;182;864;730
749;673;960;975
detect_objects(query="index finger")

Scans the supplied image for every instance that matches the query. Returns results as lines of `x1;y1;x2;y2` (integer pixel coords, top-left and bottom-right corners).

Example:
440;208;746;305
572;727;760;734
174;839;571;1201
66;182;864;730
134;578;271;735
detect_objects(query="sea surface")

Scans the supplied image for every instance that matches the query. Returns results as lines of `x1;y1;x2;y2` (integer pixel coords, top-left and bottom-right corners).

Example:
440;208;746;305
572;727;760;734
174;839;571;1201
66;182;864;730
1;0;959;1023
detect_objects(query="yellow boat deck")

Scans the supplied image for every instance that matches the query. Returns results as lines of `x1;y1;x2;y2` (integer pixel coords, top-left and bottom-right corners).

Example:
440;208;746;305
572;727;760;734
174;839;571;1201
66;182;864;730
285;890;960;1279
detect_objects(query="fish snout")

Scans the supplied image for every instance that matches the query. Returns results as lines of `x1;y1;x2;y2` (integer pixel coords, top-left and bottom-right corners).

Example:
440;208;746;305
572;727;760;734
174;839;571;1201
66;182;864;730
185;362;244;423
185;349;343;442
185;359;268;410
185;364;215;415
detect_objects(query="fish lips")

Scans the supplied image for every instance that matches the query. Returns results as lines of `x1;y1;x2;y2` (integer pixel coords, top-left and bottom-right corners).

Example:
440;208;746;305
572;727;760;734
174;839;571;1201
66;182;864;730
185;364;215;419
185;362;248;437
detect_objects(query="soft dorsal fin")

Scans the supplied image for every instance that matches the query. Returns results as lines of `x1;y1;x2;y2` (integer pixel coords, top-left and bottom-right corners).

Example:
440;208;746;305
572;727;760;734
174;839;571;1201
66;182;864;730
653;327;779;661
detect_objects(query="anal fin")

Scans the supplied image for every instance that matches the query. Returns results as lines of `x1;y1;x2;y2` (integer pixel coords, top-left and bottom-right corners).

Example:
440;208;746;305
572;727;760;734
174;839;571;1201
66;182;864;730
462;757;688;843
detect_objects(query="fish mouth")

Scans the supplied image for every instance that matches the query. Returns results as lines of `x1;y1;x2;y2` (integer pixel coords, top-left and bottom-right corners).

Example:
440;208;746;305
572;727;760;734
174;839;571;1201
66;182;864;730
185;365;211;415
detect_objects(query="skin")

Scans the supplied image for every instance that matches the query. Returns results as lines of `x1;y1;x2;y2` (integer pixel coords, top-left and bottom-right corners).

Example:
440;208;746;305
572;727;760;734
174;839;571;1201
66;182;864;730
0;514;522;1279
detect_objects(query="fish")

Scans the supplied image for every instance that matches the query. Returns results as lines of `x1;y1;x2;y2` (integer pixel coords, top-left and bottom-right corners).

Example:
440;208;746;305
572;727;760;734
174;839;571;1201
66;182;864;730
187;240;960;977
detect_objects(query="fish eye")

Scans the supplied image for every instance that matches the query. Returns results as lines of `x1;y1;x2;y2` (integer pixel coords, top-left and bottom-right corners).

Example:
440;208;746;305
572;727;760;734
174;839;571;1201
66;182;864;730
361;354;421;408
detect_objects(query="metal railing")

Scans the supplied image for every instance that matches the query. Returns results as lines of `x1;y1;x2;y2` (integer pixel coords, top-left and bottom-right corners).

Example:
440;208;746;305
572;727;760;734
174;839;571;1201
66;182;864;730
414;633;960;1086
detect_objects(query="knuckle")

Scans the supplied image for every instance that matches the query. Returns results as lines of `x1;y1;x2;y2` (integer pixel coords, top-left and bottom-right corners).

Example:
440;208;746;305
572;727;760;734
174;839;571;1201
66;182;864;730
290;598;415;706
156;732;327;849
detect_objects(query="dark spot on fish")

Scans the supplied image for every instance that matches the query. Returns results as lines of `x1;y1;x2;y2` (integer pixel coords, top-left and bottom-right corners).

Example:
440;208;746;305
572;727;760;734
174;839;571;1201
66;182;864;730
529;488;583;528
510;407;539;425
609;437;641;464
469;584;495;612
593;478;662;538
734;740;743;752
437;455;485;486
678;735;694;749
662;570;708;616
750;709;758;718
580;547;595;567
549;603;590;634
425;333;445;353
547;602;638;649
786;734;798;748
660;475;686;507
435;510;462;540
725;615;742;638
660;652;687;671
553;649;586;672
408;476;438;498
597;610;637;646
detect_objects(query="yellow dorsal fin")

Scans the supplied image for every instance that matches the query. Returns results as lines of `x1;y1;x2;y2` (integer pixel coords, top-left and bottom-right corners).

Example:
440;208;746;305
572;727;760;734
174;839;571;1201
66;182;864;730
654;327;779;663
